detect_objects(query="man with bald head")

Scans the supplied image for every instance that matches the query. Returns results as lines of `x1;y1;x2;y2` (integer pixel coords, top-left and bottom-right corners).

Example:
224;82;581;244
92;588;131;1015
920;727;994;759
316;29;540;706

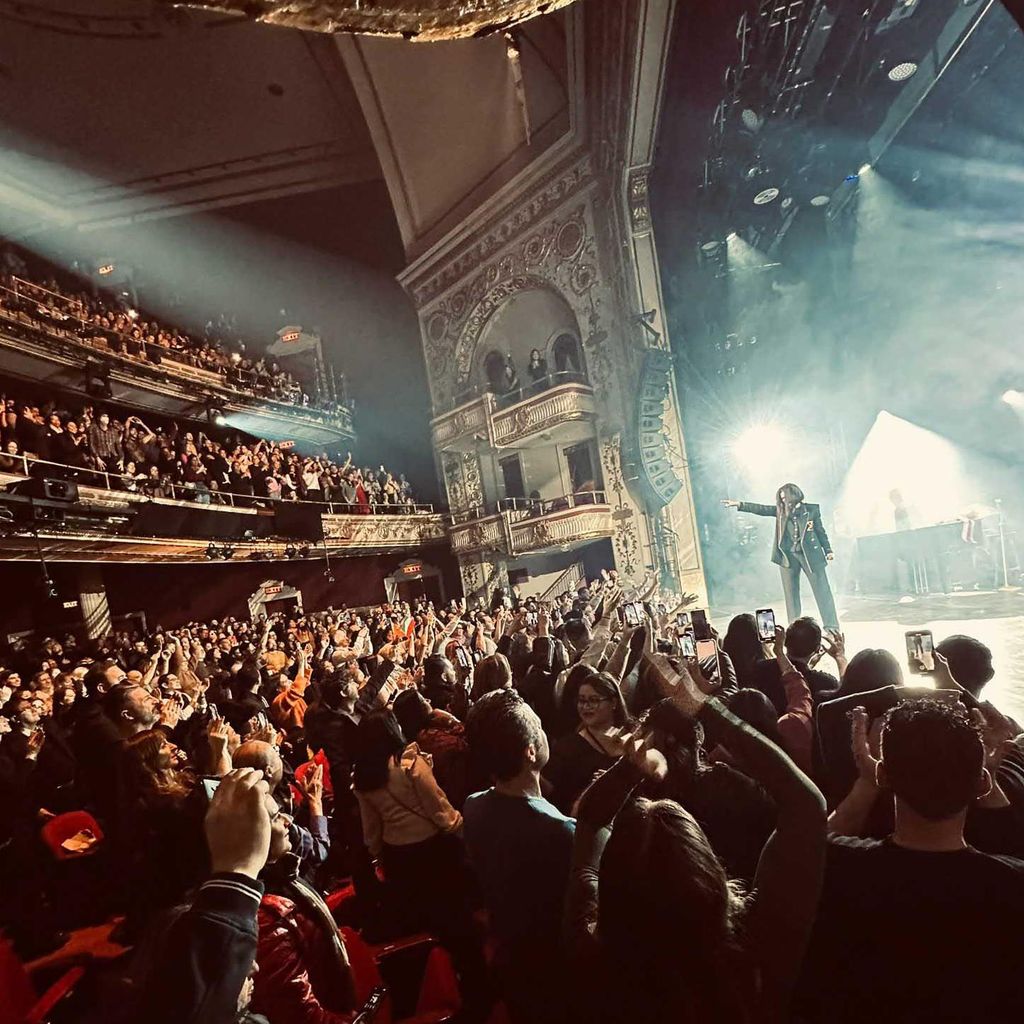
233;740;328;876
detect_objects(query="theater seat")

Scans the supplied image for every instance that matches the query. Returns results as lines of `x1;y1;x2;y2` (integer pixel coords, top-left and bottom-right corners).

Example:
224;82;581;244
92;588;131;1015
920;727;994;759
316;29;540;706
0;934;84;1024
413;946;460;1019
40;812;104;861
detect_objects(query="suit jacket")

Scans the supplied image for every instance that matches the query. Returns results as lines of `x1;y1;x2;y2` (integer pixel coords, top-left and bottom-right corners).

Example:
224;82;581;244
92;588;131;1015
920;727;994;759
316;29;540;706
739;501;833;571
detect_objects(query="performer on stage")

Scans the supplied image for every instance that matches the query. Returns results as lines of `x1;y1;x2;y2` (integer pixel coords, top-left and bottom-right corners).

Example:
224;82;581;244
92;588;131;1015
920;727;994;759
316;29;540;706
722;482;840;630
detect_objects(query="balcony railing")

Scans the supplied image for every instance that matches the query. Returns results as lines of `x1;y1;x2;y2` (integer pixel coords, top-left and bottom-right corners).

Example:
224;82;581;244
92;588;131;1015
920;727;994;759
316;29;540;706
433;371;596;451
450;369;589;412
0;453;437;516
448;490;612;556
0;278;353;435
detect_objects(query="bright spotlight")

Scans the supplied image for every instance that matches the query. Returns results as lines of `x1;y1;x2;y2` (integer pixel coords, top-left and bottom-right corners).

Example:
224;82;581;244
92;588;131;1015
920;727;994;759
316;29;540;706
837;411;971;537
810;195;831;207
859;163;873;174
887;61;918;82
1002;389;1024;409
214;414;227;426
731;422;792;473
126;308;139;320
753;187;780;206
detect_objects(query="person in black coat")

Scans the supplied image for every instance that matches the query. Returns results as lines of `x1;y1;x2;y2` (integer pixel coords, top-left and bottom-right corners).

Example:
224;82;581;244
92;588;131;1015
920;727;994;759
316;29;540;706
723;482;839;630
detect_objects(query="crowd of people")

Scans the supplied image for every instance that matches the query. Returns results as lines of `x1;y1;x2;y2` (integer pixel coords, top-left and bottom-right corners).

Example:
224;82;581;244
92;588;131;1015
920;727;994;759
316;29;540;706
0;386;419;510
0;244;347;417
1;571;1022;1023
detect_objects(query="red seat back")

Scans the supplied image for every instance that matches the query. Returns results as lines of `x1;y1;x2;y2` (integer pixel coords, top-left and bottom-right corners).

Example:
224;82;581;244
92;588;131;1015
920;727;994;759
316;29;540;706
0;934;36;1024
40;811;104;861
340;927;392;1024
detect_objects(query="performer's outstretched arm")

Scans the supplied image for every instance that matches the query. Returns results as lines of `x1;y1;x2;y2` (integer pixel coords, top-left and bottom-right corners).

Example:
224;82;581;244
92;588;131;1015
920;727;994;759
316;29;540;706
723;499;776;517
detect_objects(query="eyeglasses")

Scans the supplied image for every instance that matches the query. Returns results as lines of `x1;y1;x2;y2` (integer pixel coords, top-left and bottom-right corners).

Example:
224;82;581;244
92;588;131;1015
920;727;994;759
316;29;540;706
577;696;612;709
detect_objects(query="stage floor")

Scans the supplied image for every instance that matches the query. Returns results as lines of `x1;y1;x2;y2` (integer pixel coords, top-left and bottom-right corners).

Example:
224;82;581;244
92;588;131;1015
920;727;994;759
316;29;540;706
713;589;1024;722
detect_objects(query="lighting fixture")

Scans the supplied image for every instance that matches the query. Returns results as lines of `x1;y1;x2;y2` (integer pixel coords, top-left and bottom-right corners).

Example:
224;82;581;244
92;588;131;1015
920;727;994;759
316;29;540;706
810;195;831;207
701;240;723;254
285;544;298;559
298;545;311;558
887;62;918;82
740;108;763;131
206;542;218;560
753;188;780;206
859;163;873;174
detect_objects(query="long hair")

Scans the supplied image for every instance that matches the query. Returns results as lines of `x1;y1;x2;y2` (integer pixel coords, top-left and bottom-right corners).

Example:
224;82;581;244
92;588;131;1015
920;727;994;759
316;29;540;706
776;482;804;516
597;796;751;1022
121;729;191;805
470;653;512;701
722;614;765;689
353;709;407;792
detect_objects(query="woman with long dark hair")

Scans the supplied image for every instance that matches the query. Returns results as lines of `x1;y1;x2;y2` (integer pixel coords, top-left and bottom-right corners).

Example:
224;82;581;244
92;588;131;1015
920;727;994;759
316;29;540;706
723;482;839;630
353;710;489;1020
566;659;826;1024
722;613;770;690
543;667;631;814
116;729;205;934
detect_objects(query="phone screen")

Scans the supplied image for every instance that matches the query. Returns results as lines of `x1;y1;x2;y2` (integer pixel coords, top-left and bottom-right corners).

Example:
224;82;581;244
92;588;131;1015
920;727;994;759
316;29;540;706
201;777;221;802
756;608;777;643
696;637;719;681
905;630;935;674
680;630;696;658
675;612;691;630
692;609;712;641
623;604;640;627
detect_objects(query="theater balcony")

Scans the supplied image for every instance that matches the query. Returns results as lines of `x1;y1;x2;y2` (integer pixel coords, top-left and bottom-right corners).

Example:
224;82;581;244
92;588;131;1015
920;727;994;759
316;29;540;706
0;283;354;447
431;372;596;453
0;459;445;563
448;490;613;558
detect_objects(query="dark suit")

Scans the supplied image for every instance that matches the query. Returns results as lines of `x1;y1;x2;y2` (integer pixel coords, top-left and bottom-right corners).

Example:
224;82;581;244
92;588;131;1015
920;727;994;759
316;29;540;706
739;500;839;629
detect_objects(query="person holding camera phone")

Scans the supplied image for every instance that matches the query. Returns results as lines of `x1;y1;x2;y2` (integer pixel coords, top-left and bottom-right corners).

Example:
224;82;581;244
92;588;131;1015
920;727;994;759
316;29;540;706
723;482;840;631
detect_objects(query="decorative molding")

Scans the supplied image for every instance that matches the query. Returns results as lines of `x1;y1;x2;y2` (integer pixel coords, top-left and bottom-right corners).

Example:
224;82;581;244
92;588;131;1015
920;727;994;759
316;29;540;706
508;504;613;555
491;382;596;446
449;514;506;556
406;154;596;306
432;395;492;450
627;169;652;235
321;514;448;549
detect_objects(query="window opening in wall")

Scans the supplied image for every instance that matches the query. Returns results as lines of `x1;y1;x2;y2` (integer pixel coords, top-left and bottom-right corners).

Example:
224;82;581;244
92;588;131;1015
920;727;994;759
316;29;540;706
499;453;526;500
552;334;583;375
564;442;600;497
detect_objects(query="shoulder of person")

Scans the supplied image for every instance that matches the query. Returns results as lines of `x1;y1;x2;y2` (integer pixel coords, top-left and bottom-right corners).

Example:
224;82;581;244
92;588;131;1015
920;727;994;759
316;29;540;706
402;742;433;773
258;891;298;923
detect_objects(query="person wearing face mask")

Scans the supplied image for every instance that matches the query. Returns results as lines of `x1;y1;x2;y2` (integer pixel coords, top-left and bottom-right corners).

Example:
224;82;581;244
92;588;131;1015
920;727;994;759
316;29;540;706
723;482;839;631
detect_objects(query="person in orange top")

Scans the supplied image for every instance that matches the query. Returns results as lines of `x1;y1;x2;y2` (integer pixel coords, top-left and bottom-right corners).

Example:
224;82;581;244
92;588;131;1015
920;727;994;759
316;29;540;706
270;645;311;731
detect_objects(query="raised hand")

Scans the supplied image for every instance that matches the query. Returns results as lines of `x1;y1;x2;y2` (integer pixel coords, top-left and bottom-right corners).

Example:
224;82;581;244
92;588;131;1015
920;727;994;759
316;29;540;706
643;652;708;718
622;729;668;782
849;707;879;784
297;762;325;816
721;499;740;509
204;768;272;879
159;698;182;731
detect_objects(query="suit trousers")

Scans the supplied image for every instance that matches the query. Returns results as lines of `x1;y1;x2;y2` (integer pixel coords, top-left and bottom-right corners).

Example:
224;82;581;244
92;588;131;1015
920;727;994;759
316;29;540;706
780;558;839;630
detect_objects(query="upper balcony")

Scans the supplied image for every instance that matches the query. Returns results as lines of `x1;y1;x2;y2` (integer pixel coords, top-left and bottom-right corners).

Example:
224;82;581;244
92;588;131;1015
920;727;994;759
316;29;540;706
432;371;597;453
0;453;444;562
0;279;355;447
449;490;613;558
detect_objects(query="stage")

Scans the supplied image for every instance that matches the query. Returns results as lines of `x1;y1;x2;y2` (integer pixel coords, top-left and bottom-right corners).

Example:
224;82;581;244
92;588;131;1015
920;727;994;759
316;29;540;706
713;588;1024;723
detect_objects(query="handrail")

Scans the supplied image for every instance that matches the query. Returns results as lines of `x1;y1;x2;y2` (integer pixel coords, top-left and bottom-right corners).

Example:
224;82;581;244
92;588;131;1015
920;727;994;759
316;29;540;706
449;490;607;526
0;277;352;427
0;452;438;516
539;561;586;603
446;369;590;414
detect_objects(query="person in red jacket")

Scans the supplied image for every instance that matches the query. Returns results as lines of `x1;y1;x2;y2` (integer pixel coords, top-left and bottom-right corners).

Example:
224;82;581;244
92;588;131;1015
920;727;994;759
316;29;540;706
250;792;358;1024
